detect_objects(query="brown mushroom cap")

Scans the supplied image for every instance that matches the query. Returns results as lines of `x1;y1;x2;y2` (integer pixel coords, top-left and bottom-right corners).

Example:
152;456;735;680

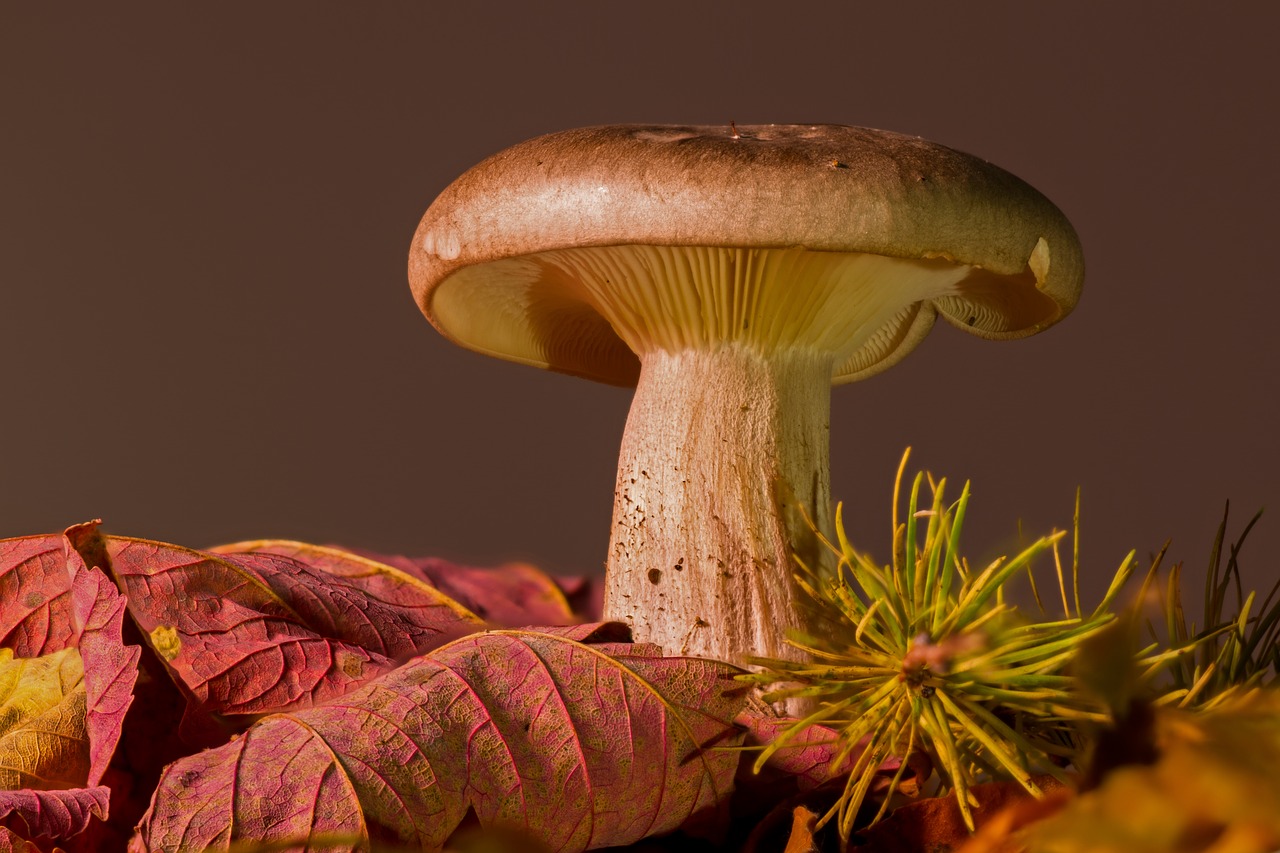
409;124;1083;386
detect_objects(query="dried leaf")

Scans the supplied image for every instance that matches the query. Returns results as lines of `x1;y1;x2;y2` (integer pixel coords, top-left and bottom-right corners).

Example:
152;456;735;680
340;546;583;627
738;710;866;793
136;630;748;853
405;559;574;626
0;648;89;792
737;707;930;801
207;540;485;650
69;560;140;789
550;575;604;624
852;776;1066;853
952;790;1072;853
733;709;933;852
0;826;50;853
783;805;820;853
1009;689;1280;853
0;788;109;846
0;527;140;845
0;536;79;657
103;535;484;716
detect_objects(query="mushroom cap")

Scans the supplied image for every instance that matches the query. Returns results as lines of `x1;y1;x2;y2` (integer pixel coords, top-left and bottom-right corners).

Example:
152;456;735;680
409;124;1083;387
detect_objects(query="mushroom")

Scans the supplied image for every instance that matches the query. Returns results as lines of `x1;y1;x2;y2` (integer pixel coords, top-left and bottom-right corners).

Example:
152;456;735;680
408;124;1082;668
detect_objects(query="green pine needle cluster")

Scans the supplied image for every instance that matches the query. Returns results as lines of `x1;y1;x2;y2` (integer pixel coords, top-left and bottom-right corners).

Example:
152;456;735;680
748;450;1137;837
1138;505;1277;711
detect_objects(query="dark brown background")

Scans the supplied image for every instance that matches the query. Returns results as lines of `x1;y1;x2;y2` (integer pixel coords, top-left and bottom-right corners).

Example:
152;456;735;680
2;4;1276;607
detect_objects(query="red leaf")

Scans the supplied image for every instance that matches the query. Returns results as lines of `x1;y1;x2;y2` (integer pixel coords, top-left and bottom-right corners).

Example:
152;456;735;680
338;545;586;627
220;550;481;659
738;710;853;792
132;723;366;852
0;536;79;656
551;574;604;623
0;526;140;845
207;541;485;652
0;788;110;844
520;621;632;644
71;565;140;788
103;536;484;716
136;631;748;853
737;708;927;794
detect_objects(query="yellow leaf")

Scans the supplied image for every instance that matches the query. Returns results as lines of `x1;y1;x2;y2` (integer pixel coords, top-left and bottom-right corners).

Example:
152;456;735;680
0;646;91;791
994;689;1280;853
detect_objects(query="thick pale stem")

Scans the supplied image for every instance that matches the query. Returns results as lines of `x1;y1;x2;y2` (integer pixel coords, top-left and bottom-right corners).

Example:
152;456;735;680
603;345;833;665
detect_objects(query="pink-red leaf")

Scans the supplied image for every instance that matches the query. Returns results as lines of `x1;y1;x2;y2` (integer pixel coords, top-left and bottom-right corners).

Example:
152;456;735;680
103;536;484;716
136;631;748;853
337;546;586;627
408;560;576;627
739;711;854;792
737;708;930;794
131;721;366;853
71;566;140;788
0;536;79;657
206;541;484;655
0;528;141;783
0;787;110;844
0;526;139;845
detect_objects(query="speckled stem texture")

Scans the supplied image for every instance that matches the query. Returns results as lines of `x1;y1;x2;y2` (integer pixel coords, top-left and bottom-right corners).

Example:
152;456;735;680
604;345;833;666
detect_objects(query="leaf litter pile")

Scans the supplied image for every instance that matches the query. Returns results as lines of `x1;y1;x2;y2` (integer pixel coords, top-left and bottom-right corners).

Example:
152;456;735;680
0;521;887;852
1;508;1277;853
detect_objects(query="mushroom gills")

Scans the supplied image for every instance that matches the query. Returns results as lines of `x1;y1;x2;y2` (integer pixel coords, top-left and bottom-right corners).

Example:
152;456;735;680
431;245;978;384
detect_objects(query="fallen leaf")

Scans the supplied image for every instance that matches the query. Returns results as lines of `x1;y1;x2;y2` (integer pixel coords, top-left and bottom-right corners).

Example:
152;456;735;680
206;540;484;652
738;782;843;853
0;825;52;852
338;545;583;627
952;789;1073;853
549;575;604;623
738;710;869;792
732;709;934;853
0;788;109;850
0;527;140;845
851;776;1066;853
68;558;141;790
1002;689;1280;853
734;707;930;823
783;805;820;853
0;536;80;657
135;630;748;853
0;648;89;792
102;535;484;716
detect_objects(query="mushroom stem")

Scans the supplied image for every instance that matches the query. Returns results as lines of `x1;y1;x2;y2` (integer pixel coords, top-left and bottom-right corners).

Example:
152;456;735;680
603;344;834;665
